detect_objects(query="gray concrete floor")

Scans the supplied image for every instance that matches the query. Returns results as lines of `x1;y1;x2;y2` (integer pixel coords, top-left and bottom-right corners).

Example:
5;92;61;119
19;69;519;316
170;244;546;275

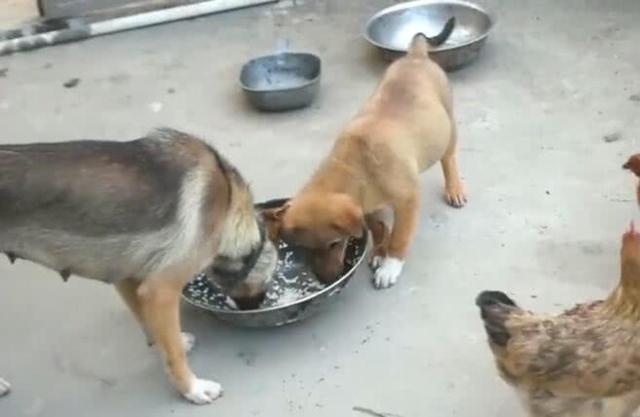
1;0;640;416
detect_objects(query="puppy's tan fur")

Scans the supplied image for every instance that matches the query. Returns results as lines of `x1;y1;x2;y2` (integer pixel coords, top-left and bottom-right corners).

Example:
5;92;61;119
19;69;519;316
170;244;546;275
272;31;466;287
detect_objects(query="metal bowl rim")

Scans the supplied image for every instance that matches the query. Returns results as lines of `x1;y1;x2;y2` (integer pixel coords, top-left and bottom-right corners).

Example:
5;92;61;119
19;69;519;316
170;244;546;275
239;52;322;94
182;220;368;316
363;0;494;53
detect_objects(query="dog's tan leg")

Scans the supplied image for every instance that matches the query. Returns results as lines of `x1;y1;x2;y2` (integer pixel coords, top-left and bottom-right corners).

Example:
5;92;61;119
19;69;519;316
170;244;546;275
441;122;467;208
365;210;390;270
115;279;145;323
373;195;419;289
115;279;195;352
137;277;221;405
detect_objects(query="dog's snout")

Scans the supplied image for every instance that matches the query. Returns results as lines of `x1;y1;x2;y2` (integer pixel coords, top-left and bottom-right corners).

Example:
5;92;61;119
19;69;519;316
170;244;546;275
231;292;266;310
308;241;348;285
314;261;344;285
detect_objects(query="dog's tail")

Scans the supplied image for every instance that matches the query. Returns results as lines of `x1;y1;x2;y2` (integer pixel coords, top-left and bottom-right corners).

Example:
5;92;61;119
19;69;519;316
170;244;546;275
408;17;456;58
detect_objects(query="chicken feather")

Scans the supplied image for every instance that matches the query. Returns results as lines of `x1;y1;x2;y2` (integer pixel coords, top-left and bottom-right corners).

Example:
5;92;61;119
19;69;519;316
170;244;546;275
477;223;640;417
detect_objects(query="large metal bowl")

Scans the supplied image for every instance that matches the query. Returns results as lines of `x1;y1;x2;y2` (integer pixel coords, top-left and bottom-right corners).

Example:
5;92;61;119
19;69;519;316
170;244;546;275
240;52;321;112
182;198;368;328
364;0;493;70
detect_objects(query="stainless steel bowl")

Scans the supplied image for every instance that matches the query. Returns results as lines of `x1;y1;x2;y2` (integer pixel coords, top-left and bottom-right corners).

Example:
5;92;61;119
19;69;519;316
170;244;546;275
182;198;368;328
240;52;321;112
364;0;493;70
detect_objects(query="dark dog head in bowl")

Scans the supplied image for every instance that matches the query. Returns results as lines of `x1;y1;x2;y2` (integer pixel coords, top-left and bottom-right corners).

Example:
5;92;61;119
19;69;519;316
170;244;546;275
182;198;368;328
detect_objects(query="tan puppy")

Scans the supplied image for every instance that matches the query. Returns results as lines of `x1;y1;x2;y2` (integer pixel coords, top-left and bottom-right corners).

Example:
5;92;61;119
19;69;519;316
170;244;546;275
269;19;466;288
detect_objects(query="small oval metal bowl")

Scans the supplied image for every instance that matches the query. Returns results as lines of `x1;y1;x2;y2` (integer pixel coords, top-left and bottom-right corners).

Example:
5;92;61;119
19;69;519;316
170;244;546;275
364;0;493;70
240;52;321;112
182;198;368;328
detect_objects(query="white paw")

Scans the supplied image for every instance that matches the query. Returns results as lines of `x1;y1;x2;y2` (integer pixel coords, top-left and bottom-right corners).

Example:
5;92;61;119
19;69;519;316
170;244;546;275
184;378;223;405
0;377;10;397
373;257;404;289
181;332;196;354
370;255;383;270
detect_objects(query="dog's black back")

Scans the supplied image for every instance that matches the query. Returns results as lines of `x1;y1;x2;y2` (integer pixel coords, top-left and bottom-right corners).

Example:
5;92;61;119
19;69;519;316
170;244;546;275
0;137;188;236
0;128;222;282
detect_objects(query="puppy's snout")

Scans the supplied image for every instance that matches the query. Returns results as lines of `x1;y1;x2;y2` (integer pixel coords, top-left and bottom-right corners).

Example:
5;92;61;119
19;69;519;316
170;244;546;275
313;259;344;284
308;241;348;285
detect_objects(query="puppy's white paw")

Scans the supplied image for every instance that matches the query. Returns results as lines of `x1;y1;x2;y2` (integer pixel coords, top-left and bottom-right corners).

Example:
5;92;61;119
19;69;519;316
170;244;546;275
184;378;223;405
0;377;10;397
373;257;404;289
181;332;196;354
369;255;383;270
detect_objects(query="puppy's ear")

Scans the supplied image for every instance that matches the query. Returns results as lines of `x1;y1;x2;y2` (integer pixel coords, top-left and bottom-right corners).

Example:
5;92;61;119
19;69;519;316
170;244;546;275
331;195;364;238
262;203;290;222
261;203;290;240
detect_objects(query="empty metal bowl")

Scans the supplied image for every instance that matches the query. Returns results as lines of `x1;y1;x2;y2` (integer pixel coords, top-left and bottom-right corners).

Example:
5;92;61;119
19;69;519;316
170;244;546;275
240;52;321;112
182;198;368;328
364;0;493;70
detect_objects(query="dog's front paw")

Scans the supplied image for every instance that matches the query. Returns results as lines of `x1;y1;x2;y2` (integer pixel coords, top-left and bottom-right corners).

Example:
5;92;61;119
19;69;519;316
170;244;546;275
445;184;467;208
181;332;196;354
184;378;223;405
373;257;404;289
0;377;10;397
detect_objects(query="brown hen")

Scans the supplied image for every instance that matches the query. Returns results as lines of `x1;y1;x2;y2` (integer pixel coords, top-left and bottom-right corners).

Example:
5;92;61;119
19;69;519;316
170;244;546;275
477;223;640;417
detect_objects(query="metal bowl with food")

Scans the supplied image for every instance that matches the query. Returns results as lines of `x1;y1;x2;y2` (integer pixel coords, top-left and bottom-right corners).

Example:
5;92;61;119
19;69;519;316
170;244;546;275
364;0;494;70
182;199;368;328
240;52;321;112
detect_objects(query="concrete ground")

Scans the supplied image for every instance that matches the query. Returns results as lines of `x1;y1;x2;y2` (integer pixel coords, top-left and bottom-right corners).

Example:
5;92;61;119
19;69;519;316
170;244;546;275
1;0;640;416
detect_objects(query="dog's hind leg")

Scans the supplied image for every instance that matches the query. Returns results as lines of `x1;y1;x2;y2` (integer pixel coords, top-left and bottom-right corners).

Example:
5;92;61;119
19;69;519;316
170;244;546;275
137;277;221;405
440;122;467;208
0;377;10;397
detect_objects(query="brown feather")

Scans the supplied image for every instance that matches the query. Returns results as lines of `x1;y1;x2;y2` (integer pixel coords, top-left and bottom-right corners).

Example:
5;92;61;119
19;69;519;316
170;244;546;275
478;224;640;415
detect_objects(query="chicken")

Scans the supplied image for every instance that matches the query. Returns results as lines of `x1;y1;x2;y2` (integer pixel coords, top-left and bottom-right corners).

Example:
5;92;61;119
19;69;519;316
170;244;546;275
476;222;640;417
623;154;640;205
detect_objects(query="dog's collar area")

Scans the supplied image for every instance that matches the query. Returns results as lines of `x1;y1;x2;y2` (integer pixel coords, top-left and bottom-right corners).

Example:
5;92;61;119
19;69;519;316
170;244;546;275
210;219;266;285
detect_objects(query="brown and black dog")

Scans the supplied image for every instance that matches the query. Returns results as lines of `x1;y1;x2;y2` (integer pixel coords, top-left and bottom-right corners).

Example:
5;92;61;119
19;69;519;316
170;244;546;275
0;128;276;404
267;19;466;289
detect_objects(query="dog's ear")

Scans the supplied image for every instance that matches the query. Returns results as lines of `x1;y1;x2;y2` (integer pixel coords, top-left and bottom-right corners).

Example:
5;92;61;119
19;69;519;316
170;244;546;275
331;195;364;238
261;203;290;240
262;203;290;222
